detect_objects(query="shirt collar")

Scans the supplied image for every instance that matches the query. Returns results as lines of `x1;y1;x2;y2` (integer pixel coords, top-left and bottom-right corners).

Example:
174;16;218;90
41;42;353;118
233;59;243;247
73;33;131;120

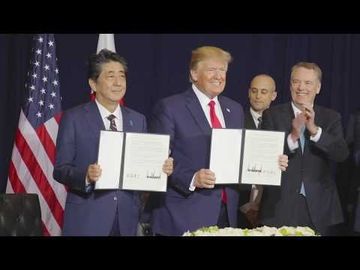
192;84;219;107
249;107;262;120
95;99;121;120
291;102;313;116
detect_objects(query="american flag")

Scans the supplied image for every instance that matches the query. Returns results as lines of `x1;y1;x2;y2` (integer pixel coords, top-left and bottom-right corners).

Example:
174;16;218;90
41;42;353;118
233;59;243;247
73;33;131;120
6;34;67;236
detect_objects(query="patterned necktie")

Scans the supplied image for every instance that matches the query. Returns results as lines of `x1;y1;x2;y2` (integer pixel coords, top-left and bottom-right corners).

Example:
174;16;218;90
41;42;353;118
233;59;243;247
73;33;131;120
257;116;262;129
208;100;227;204
107;114;117;131
299;126;306;196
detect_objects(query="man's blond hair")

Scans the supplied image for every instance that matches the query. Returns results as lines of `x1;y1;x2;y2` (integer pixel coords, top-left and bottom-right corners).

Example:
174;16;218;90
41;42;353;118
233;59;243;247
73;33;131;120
189;46;232;83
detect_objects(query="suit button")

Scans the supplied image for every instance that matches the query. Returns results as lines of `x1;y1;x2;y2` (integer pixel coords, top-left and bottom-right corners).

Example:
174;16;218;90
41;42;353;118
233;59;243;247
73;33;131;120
114;197;117;201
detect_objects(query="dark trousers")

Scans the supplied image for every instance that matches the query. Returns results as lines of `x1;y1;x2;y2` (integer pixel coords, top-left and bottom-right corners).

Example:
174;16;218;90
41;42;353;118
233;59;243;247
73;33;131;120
294;194;315;230
295;195;345;235
110;206;121;236
217;203;230;228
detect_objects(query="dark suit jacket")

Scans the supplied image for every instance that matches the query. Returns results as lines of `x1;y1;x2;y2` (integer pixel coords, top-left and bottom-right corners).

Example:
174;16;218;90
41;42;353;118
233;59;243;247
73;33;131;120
350;111;360;232
53;101;147;236
149;89;244;235
244;109;257;130
260;103;349;235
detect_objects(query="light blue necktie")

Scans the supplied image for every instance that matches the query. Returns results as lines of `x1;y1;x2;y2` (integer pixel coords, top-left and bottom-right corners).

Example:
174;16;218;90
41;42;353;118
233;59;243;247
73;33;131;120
85;184;93;193
299;126;306;196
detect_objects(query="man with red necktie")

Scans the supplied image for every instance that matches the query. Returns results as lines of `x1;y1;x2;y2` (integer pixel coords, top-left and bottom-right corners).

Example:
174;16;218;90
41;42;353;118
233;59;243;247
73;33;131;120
149;46;288;236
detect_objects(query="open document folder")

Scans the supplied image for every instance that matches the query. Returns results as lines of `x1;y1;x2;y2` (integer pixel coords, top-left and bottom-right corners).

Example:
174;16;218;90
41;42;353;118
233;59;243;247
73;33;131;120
96;131;170;192
210;128;285;186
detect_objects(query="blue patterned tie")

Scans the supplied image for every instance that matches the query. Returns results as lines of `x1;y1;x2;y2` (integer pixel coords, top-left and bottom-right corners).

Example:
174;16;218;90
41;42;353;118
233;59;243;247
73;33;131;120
299;126;306;196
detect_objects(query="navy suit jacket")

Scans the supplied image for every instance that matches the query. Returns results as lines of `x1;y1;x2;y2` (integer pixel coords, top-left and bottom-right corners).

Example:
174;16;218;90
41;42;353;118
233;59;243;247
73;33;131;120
53;101;147;236
260;103;349;235
149;89;244;235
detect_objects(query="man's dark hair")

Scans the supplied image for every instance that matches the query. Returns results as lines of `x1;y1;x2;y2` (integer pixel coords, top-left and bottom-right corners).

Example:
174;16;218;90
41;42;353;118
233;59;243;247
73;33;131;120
87;49;128;81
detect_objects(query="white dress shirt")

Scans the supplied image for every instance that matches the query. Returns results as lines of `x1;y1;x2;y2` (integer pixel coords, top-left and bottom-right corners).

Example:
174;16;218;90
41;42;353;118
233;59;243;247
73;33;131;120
95;99;123;131
249;107;262;129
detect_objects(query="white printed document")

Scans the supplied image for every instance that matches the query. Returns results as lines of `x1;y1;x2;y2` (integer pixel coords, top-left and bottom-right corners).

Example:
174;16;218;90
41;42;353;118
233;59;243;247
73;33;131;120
209;129;285;186
240;129;285;186
121;132;170;192
96;131;170;192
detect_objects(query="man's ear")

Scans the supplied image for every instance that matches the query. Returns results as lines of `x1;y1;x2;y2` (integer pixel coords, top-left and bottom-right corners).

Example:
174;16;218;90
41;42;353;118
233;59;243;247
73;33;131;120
89;79;96;92
190;69;197;82
271;91;277;101
316;83;321;94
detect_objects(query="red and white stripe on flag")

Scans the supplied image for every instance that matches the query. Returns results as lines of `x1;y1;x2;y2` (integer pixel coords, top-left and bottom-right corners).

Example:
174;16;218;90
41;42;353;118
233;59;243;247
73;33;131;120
6;34;67;236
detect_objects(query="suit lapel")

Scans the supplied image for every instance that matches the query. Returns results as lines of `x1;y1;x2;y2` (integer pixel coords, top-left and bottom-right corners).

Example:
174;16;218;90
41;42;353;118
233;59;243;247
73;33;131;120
219;96;236;129
121;106;133;132
286;103;307;155
313;105;322;127
244;109;257;129
284;103;294;132
84;101;105;133
185;90;211;134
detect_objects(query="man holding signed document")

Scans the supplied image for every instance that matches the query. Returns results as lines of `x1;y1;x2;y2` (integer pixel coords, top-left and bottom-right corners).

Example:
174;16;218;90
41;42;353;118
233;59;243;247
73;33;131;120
148;46;288;236
53;49;173;236
259;62;349;236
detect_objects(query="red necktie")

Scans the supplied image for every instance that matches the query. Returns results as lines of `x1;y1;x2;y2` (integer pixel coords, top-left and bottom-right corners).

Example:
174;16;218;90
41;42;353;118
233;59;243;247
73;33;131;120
208;100;227;204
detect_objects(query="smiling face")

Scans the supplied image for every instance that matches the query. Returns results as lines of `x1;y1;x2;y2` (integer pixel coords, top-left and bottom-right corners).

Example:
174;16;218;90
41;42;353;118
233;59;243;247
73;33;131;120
190;58;228;99
89;61;126;111
248;75;277;114
290;66;321;109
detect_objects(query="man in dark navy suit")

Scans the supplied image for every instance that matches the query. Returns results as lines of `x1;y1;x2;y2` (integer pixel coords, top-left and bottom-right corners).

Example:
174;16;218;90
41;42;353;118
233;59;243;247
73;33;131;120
53;49;173;236
260;62;349;235
149;47;287;236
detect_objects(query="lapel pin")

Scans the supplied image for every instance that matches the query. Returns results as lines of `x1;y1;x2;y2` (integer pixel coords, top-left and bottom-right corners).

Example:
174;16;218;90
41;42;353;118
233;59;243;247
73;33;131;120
226;108;231;113
129;120;134;127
